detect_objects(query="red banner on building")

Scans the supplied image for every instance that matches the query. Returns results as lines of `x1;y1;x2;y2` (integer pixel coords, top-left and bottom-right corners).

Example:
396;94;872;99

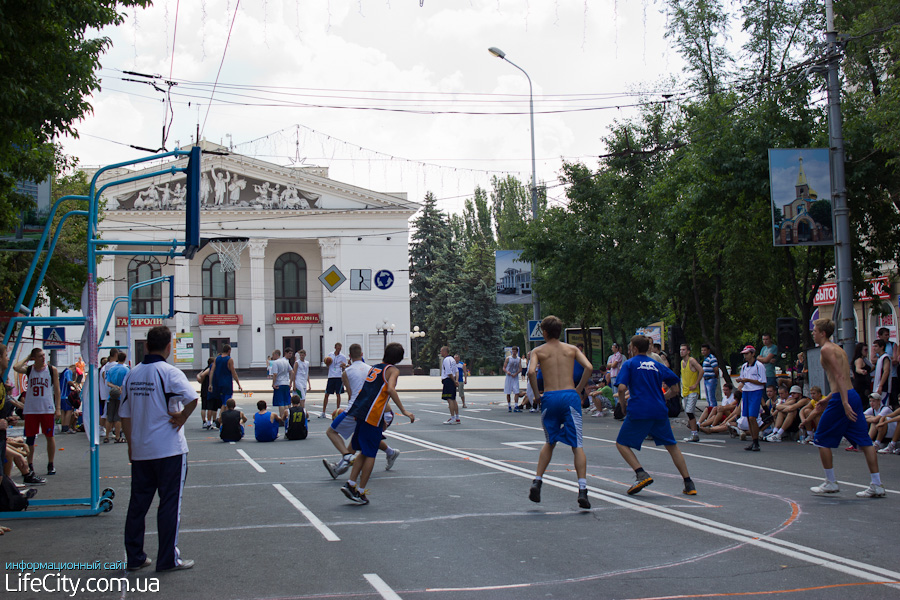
275;313;321;324
813;276;892;306
116;317;164;327
199;314;243;326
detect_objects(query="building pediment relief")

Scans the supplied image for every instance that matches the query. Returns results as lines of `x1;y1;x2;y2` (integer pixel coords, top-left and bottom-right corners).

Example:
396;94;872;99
114;167;322;211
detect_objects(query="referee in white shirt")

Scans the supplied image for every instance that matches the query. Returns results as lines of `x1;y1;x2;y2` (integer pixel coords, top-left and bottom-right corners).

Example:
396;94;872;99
120;326;198;572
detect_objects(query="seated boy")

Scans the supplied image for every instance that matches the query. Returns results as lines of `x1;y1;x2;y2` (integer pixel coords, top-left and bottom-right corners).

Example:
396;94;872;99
798;386;823;444
765;385;810;442
699;382;737;428
253;400;282;442
219;398;247;442
285;395;309;441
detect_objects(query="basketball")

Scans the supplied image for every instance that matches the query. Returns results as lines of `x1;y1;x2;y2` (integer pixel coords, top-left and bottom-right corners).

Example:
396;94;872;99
325;356;333;367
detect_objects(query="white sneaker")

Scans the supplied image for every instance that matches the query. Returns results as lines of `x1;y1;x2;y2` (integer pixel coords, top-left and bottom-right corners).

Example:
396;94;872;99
443;418;454;425
873;440;884;449
855;484;886;498
683;434;700;442
877;443;896;455
769;433;782;443
810;480;840;494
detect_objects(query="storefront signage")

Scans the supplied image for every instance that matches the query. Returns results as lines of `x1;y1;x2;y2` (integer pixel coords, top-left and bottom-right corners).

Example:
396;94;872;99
275;313;321;324
813;276;892;306
116;317;164;327
199;314;244;326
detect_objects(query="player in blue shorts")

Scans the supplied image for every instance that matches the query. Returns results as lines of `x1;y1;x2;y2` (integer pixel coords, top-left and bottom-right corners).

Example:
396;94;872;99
527;316;594;509
615;335;696;496
804;319;885;497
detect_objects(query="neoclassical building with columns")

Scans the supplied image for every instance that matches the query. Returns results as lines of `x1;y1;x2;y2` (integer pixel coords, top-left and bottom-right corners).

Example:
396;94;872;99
93;141;417;371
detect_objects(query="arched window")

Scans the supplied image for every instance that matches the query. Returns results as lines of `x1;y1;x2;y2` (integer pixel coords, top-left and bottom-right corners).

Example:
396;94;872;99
274;252;307;313
202;253;235;315
128;257;162;315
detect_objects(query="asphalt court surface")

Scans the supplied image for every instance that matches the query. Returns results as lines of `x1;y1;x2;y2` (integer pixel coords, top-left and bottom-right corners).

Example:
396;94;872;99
4;390;900;599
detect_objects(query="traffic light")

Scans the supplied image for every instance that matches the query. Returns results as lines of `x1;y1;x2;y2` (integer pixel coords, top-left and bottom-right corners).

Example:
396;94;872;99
776;317;800;353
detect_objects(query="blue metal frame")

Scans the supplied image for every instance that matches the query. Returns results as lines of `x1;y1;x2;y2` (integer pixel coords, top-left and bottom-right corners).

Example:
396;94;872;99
0;149;198;519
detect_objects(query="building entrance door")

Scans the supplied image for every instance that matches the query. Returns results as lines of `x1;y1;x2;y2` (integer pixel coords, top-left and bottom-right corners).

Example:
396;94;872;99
283;336;303;355
209;337;230;358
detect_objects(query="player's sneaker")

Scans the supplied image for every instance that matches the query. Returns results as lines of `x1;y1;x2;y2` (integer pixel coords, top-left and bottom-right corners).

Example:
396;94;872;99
810;480;840;494
508;406;512;412
355;489;370;505
528;479;542;503
577;488;591;508
46;463;56;475
454;418;461;424
855;484;886;498
683;480;697;495
683;433;700;442
627;472;653;495
322;459;339;479
877;442;896;454
744;441;760;451
335;461;351;475
340;482;362;503
385;450;400;471
443;418;455;425
24;471;46;485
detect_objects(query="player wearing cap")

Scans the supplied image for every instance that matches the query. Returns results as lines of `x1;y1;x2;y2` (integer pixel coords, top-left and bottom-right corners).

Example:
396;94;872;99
804;318;884;497
765;385;811;442
120;326;198;571
734;345;766;451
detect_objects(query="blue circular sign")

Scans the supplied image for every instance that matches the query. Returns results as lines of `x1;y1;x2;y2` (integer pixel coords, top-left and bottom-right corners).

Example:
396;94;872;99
374;270;394;290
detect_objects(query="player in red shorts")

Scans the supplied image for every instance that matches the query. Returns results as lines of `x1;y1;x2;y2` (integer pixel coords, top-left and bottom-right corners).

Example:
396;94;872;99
13;348;61;476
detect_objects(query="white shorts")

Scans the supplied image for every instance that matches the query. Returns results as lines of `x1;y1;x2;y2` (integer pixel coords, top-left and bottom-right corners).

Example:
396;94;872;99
294;383;307;401
504;375;520;395
737;416;764;431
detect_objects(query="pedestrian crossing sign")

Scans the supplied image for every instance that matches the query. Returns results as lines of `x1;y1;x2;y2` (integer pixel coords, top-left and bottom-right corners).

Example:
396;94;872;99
43;327;66;350
528;320;544;341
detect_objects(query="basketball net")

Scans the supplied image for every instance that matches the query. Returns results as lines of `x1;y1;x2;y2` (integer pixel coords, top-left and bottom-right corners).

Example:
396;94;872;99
209;239;251;272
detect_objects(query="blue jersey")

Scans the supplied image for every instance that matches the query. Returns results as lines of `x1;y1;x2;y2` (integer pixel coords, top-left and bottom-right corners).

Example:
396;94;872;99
212;355;233;390
107;364;130;387
347;363;394;427
254;412;278;442
616;355;680;420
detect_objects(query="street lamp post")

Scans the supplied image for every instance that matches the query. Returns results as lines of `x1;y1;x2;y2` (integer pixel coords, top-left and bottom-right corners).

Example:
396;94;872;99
411;325;425;371
488;46;540;322
376;319;395;353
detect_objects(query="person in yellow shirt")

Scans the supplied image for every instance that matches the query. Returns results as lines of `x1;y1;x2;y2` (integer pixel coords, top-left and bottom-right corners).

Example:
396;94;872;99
680;344;703;442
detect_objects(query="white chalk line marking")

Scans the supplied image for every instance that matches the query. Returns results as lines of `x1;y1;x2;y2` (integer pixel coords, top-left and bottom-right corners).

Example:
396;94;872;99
387;429;900;588
435;409;899;495
236;449;266;473
364;573;403;600
272;483;340;542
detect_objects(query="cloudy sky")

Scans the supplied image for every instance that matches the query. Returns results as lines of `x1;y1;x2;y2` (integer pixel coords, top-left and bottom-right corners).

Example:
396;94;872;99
62;0;691;214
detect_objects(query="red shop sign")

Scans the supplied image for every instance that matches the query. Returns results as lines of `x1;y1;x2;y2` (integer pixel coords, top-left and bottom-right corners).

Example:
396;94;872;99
813;276;892;306
275;313;321;324
199;314;243;326
116;317;164;327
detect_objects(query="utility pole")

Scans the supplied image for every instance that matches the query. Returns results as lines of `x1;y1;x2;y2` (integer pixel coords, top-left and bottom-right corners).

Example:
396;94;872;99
824;0;856;356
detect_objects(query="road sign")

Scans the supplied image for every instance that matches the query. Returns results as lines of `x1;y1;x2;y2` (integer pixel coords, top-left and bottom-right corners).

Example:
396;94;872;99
350;269;372;291
374;269;394;290
318;265;346;293
528;320;543;341
43;327;66;350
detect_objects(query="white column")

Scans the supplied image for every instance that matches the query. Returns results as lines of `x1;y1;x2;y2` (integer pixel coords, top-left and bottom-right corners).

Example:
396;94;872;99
249;239;268;368
319;237;339;362
97;246;117;346
172;256;193;368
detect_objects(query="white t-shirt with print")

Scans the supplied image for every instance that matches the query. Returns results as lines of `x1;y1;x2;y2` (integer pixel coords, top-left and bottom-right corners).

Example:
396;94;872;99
327;352;348;378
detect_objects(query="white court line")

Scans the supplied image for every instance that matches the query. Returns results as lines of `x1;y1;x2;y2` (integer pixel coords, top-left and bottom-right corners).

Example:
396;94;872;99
272;484;340;542
364;573;403;600
435;409;899;495
387;429;900;588
236;449;266;473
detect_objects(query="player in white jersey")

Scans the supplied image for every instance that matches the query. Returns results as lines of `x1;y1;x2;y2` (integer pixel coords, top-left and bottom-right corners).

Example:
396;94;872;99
504;347;525;412
13;348;61;476
291;349;311;404
269;349;293;422
321;343;349;418
440;346;459;424
120;326;198;572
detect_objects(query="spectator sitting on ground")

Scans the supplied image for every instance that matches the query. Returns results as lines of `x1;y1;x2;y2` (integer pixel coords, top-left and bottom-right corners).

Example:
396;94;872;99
699;383;738;428
699;396;744;435
872;396;900;454
588;378;615;417
798;386;824;444
765;385;810;442
253;400;282;442
219;399;247;442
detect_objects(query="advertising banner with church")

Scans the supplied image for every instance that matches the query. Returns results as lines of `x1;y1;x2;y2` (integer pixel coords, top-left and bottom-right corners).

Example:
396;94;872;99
768;148;834;247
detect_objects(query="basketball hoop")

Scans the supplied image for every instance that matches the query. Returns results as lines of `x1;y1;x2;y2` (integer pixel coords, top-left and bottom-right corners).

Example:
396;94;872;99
209;238;251;273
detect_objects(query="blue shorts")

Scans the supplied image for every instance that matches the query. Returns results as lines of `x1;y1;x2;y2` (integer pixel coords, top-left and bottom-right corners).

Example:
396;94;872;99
273;385;291;406
210;386;233;404
813;389;873;449
741;389;764;419
330;411;357;439
616;416;677;449
351;420;383;458
61;395;74;412
540;389;583;448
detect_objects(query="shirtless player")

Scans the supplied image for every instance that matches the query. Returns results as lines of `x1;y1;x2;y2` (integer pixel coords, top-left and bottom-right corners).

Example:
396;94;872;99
527;316;594;509
805;318;885;498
